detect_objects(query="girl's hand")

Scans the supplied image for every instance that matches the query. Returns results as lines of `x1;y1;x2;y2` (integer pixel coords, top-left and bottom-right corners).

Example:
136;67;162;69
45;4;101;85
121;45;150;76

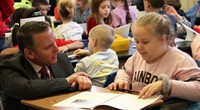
108;80;129;91
139;81;163;99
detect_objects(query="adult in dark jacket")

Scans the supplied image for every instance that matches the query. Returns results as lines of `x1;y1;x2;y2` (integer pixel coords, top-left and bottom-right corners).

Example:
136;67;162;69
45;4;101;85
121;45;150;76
0;21;92;110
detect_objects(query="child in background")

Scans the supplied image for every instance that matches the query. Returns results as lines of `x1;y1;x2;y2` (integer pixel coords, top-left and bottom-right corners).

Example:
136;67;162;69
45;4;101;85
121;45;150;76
32;0;55;30
54;0;83;41
143;0;177;46
165;0;188;20
55;0;91;22
143;0;176;29
74;25;119;87
11;8;29;46
11;8;84;53
32;0;50;15
164;0;191;39
86;0;112;34
111;0;137;28
109;13;200;105
73;0;91;23
164;5;191;39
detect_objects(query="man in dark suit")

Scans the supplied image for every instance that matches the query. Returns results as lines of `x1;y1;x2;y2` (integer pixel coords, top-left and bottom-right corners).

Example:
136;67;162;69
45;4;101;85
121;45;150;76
0;21;92;110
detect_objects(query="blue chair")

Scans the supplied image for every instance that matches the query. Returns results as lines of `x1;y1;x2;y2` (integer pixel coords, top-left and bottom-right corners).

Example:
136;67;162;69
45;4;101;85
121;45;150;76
103;71;117;88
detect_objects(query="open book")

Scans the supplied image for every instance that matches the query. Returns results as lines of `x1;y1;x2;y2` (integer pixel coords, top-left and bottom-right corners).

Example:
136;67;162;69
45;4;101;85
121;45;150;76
53;92;161;110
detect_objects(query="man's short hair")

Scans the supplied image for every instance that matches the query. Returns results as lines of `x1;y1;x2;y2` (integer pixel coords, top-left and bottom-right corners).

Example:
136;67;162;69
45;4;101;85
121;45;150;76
17;21;50;53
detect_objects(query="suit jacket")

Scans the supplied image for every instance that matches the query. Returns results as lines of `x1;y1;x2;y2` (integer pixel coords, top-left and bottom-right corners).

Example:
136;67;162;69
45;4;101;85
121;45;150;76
0;52;75;110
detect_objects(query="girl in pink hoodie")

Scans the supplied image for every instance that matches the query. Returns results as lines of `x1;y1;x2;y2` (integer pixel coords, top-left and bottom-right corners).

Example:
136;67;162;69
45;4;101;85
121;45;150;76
109;12;200;103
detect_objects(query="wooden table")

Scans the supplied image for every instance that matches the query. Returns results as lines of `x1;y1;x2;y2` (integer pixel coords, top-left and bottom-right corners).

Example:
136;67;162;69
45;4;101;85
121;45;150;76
21;86;163;110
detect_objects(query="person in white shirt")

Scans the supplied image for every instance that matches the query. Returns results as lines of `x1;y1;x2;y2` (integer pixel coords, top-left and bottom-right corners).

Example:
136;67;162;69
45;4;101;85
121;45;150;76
54;0;83;40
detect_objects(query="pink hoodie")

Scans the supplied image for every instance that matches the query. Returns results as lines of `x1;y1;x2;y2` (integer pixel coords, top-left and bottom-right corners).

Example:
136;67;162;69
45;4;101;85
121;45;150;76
115;46;200;102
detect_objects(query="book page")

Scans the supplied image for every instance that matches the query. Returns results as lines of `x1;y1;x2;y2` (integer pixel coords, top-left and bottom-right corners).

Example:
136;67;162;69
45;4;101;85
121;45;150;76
53;92;161;110
101;93;161;110
53;92;120;109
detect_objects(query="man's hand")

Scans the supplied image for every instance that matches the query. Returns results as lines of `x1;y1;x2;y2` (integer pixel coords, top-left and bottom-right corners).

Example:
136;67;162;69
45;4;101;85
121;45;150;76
66;72;92;90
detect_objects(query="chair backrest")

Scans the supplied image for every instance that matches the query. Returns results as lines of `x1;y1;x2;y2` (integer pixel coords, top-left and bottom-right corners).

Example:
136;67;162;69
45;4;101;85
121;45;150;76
103;71;117;88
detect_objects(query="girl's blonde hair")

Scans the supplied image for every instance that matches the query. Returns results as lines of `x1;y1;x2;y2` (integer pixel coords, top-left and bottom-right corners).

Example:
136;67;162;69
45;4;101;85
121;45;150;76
90;0;112;25
132;12;175;42
58;0;75;19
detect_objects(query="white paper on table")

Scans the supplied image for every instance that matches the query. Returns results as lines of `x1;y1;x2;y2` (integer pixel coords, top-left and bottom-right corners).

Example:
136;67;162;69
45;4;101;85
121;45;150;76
103;93;161;110
114;23;131;38
182;23;199;41
53;92;120;109
20;16;45;26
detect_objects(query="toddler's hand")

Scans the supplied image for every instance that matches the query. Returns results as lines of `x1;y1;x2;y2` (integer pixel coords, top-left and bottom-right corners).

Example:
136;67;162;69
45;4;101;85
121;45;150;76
74;49;89;57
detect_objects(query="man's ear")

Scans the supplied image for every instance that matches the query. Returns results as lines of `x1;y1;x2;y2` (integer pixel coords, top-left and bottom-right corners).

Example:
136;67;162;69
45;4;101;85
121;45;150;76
24;48;35;60
93;37;97;46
